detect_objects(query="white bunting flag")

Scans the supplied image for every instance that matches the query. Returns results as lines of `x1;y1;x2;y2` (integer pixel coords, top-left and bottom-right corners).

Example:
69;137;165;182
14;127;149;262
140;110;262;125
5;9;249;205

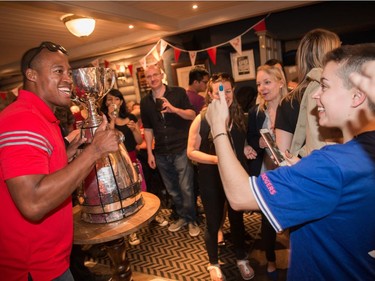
189;51;197;66
230;36;242;55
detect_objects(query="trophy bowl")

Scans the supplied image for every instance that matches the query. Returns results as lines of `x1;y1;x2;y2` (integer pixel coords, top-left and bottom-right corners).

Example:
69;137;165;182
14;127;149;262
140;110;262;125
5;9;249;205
72;67;116;100
72;67;116;134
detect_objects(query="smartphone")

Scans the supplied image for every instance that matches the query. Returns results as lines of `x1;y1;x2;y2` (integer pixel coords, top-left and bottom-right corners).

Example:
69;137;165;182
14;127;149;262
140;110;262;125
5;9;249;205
260;129;288;166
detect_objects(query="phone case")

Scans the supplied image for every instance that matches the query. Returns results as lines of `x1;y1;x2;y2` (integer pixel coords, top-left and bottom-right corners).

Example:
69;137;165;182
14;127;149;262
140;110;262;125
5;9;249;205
260;129;288;166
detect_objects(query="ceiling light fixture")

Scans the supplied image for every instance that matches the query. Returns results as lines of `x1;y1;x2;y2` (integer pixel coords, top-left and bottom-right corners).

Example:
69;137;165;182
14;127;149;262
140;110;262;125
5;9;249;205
62;15;96;37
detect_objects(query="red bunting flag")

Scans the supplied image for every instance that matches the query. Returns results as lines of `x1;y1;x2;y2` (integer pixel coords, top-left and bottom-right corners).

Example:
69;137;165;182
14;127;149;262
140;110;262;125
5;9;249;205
207;47;217;65
174;48;181;63
128;64;133;76
253;19;266;32
104;60;110;68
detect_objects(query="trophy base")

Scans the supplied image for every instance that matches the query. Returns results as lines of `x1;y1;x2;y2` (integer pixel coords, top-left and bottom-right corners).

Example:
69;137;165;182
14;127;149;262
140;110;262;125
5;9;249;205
80;192;145;224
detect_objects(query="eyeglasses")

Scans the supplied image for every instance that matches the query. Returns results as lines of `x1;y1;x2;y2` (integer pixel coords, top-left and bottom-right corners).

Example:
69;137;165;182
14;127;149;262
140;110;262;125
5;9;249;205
27;41;68;68
145;73;161;80
200;80;209;84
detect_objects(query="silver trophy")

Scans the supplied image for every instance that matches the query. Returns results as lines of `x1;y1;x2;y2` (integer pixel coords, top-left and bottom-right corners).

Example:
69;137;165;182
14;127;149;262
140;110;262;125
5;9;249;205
72;67;144;223
72;67;115;141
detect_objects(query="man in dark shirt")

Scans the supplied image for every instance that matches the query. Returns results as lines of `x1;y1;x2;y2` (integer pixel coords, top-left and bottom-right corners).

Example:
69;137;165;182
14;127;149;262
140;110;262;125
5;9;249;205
140;64;200;237
186;66;209;114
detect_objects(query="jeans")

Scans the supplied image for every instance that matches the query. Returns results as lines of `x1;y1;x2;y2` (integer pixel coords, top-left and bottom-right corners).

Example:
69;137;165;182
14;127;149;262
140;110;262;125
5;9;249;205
28;269;74;281
155;149;196;223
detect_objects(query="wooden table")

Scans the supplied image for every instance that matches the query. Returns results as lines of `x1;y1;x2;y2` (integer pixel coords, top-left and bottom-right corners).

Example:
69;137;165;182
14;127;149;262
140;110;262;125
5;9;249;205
73;192;161;281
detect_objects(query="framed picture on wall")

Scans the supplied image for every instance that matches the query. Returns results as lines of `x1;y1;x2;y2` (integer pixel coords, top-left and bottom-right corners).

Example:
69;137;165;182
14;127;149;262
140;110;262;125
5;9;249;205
230;50;256;81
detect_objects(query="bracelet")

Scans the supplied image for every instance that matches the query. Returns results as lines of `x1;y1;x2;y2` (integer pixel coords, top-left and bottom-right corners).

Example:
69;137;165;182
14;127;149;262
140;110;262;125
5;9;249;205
213;132;228;141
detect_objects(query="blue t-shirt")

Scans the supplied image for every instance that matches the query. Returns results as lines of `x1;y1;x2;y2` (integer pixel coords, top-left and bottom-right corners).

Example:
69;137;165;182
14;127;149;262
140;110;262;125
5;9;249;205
253;131;375;281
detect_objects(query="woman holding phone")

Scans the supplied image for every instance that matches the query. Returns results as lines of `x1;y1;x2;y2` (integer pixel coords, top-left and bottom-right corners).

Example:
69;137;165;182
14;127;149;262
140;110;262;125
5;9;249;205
247;64;288;280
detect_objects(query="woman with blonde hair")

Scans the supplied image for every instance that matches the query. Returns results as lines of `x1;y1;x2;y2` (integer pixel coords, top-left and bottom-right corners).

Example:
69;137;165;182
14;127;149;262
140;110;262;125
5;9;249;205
247;64;288;280
275;28;341;154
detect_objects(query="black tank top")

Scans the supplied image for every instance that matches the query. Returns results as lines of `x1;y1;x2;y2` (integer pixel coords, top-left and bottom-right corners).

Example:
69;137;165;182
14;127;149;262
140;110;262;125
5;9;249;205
199;110;248;171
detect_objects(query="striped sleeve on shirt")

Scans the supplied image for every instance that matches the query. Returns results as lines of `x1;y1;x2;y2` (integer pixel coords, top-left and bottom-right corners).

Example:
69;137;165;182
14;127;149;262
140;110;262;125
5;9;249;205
0;130;53;156
250;175;283;232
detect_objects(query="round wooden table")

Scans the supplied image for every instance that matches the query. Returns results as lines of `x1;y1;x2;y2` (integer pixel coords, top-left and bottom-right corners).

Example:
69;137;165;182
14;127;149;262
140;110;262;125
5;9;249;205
73;192;160;281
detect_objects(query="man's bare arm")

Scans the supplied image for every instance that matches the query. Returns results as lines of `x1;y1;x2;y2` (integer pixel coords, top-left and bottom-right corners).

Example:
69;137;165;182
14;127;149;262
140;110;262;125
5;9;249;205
6;118;119;222
144;128;156;169
160;97;196;120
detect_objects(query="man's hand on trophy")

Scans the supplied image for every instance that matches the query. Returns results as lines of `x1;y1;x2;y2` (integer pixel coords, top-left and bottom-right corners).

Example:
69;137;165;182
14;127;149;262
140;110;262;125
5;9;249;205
91;115;119;158
96;114;109;132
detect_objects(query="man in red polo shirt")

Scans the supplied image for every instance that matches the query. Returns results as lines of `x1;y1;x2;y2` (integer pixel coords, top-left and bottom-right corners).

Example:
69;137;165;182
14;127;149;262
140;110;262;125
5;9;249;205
0;42;119;281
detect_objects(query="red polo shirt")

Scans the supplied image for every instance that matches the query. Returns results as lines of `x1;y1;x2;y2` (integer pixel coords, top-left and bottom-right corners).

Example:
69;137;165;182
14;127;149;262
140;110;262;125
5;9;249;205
0;90;72;280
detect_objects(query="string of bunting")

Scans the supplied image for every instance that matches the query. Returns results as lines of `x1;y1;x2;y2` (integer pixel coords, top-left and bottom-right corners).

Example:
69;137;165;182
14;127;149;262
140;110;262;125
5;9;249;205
139;16;268;68
90;16;268;76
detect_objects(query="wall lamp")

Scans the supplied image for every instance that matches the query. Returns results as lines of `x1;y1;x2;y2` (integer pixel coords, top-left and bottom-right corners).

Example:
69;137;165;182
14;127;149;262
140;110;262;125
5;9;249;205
62;15;96;37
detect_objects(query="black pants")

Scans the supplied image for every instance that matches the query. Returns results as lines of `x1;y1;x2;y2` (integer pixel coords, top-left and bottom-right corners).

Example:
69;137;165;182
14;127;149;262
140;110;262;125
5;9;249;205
199;164;247;264
261;213;276;262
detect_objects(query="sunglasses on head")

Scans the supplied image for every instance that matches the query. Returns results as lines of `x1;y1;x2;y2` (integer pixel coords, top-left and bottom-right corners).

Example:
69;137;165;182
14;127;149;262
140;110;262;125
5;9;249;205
27;41;68;68
210;73;232;82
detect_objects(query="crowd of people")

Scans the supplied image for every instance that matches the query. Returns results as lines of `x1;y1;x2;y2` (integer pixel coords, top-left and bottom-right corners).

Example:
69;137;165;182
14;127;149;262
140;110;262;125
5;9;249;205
1;28;374;281
205;43;375;281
